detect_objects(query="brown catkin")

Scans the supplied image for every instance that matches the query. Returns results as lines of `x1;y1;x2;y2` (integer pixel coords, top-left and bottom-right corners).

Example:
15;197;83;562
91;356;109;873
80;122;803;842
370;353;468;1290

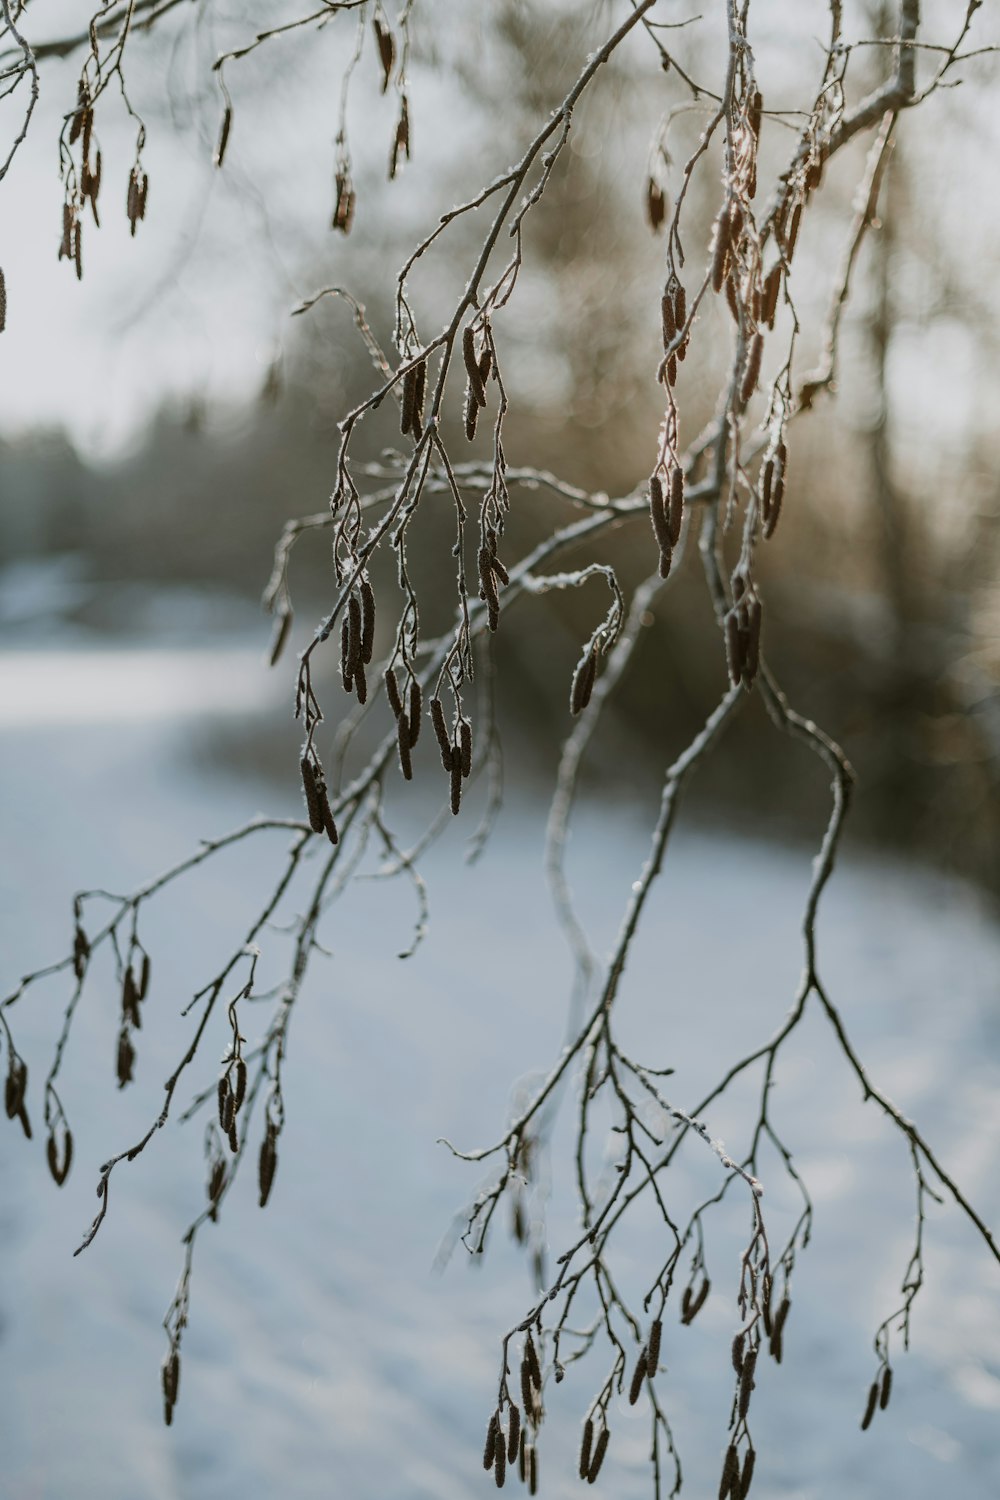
459;720;472;778
673;281;687;328
528;1446;537;1495
269;610;292;667
259;1130;278;1206
5;1060;25;1118
646;177;666;231
300;756;325;833
649;473;671;554
389;96;409;178
46;1128;73;1186
570;651;597;716
400;365;417;435
353;658;368;706
397;713;413;781
385;669;403;719
303;754;336;842
725;273;740;324
322;804;339;847
786;201;803;262
69;90;85;146
431;698;452;770
518;1428;527;1483
666;353;677;387
738;1448;756;1499
861;1380;879;1431
340;615;352;692
450;758;462;816
689;1278;710;1320
346;595;363;679
711;206;731;293
6;1058;24;1108
740;332;764;404
628;1351;648;1406
661;291;676;349
762;1276;773;1339
332;174;355;234
524;1333;541;1389
738;1348;757;1420
760;458;774;526
60;201;73;261
507;1403;521;1464
483;1411;499;1471
749;89;763;139
373;16;395;91
122;967;140;1026
406;679;422;747
208;1157;225;1206
463;325;486;406
360;579;376;663
478;546;499;610
234;1058;247;1111
731;1333;745;1375
162;1350;180;1407
772;1295;790;1345
493;1427;506;1488
719;1443;740;1500
579;1419;594;1479
879;1365;893;1411
587;1427;609;1484
647;1317;662;1372
73;925;90;979
464;388;479;441
520;1361;533;1421
215;106;232;168
725;611;744;687
115;1029;134;1087
762;263;781;328
478;346;493;387
668;465;684;546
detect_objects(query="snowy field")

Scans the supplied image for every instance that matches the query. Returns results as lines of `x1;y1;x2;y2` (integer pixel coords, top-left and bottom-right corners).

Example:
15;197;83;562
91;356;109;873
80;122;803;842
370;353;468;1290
1;644;998;1500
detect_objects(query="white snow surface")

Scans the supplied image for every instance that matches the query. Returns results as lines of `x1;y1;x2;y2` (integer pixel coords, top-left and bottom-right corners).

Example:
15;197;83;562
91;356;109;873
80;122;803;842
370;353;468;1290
1;647;998;1500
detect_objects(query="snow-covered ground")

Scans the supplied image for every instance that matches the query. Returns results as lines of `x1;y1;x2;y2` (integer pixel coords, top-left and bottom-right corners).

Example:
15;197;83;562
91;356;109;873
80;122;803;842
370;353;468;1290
1;645;998;1500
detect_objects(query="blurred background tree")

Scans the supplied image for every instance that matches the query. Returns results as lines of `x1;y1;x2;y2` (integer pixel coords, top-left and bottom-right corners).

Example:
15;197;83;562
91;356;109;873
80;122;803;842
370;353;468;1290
2;0;996;886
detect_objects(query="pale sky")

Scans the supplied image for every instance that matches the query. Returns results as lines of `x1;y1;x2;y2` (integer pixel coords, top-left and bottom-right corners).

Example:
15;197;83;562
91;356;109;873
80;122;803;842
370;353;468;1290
0;2;473;455
0;1;996;460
